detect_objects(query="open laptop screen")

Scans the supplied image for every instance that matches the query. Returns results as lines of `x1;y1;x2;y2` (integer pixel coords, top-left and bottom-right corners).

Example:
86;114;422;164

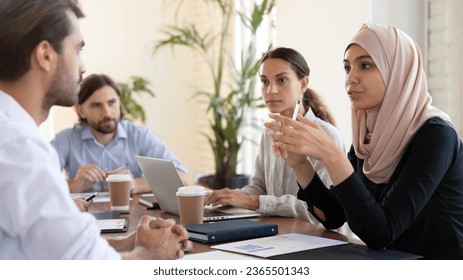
135;155;260;221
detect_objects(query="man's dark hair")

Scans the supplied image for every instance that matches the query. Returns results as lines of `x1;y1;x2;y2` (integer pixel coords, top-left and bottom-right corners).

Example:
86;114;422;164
0;0;84;82
78;74;124;123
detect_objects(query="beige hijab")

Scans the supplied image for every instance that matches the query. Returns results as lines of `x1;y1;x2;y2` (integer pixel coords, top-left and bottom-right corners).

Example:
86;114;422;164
348;23;450;184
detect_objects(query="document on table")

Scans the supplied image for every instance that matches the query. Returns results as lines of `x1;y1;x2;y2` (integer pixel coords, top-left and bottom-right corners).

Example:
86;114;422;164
211;233;348;258
96;218;128;233
71;192;110;202
181;250;262;260
71;192;132;203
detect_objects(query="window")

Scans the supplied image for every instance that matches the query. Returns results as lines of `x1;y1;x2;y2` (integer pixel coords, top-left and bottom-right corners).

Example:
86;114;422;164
426;0;463;137
235;0;277;175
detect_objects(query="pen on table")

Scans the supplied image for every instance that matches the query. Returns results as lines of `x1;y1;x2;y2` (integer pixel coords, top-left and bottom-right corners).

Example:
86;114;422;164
291;99;301;120
85;192;99;202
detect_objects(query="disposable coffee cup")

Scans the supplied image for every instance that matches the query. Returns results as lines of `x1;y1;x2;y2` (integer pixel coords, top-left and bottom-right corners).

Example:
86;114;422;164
106;174;133;212
176;186;206;225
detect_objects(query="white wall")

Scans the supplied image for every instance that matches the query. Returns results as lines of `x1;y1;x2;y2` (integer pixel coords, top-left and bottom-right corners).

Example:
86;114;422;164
366;0;426;49
427;0;463;136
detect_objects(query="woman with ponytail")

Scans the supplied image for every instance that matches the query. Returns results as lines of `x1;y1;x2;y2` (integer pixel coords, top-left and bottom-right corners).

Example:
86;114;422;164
206;48;352;236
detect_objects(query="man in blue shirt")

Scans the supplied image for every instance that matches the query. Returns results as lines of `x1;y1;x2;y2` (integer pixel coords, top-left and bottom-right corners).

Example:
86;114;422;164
51;73;190;193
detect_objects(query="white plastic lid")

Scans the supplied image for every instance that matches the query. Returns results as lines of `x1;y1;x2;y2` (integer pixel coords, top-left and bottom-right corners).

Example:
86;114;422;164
106;174;133;182
176;186;207;196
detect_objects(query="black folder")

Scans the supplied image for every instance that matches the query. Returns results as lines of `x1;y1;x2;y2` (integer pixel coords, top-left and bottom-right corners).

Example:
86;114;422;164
184;219;278;244
269;243;422;260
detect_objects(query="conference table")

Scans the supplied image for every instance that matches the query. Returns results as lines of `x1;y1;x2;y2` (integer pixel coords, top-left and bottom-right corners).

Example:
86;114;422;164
90;194;363;255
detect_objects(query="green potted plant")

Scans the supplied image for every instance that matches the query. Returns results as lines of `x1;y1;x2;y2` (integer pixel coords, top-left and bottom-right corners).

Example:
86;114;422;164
154;0;274;189
117;76;155;123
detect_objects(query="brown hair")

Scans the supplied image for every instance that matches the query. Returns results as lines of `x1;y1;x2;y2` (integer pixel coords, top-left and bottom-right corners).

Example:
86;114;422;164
0;0;84;82
78;74;124;123
261;47;336;126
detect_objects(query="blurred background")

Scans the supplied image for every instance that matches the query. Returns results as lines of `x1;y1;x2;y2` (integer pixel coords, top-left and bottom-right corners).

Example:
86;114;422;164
40;0;462;183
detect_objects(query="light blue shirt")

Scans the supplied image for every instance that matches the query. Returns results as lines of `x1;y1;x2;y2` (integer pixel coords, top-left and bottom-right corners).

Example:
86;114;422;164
51;120;187;192
0;90;120;259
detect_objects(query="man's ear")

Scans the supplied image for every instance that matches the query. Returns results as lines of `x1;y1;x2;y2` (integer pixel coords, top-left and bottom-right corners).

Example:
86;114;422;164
75;104;85;120
33;40;57;72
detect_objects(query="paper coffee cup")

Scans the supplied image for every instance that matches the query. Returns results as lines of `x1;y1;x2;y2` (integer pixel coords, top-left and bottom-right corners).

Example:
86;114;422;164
176;186;206;225
107;174;133;212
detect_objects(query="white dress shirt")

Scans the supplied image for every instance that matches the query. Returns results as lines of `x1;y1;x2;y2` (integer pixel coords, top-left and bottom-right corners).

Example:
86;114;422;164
0;90;120;259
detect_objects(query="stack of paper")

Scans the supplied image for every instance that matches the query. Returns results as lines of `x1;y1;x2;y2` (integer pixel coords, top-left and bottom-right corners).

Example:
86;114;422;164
211;233;347;258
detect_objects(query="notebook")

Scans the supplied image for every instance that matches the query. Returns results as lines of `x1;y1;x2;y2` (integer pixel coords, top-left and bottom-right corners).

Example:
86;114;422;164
135;156;260;221
184;219;278;244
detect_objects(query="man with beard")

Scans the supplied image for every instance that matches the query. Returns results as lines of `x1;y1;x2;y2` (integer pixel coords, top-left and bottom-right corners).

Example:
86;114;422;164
51;74;190;193
0;0;191;259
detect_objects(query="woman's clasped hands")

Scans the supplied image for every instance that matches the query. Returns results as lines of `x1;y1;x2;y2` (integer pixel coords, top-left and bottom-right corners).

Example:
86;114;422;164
265;113;332;165
265;112;353;187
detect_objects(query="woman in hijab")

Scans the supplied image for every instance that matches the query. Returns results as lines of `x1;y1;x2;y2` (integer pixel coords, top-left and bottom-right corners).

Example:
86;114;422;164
264;23;463;259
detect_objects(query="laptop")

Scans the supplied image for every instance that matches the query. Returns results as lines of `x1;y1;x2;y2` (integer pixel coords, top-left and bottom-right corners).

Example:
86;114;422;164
135;156;260;221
